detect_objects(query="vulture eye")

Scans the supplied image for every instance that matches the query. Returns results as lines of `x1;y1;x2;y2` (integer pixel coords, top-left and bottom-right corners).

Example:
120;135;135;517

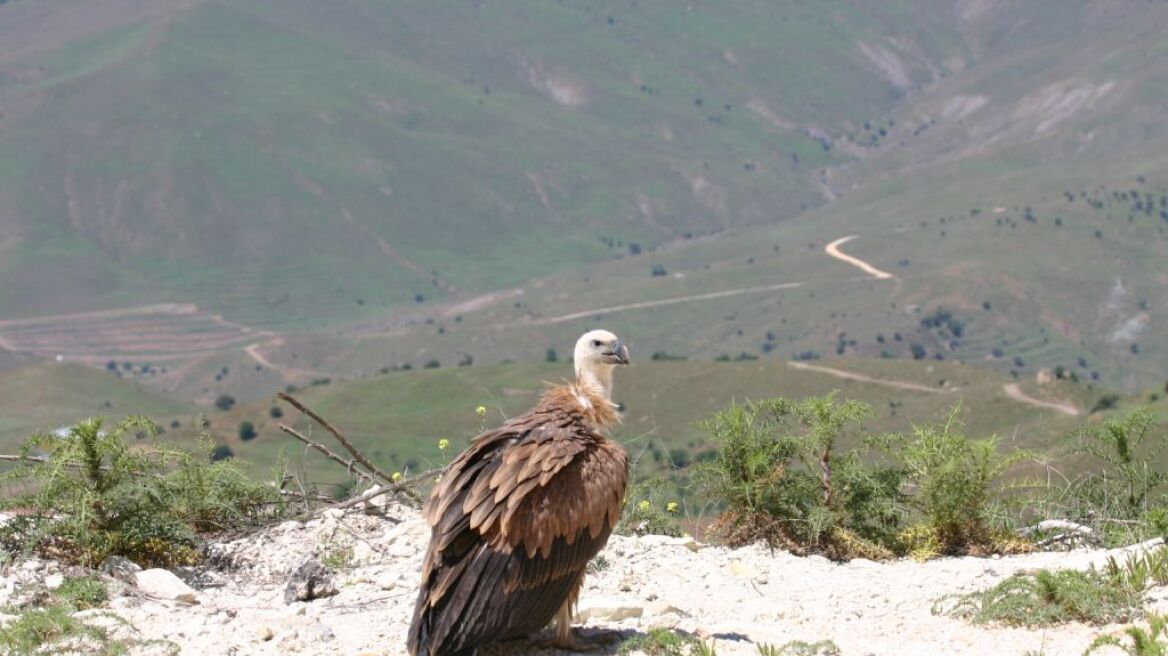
591;340;602;348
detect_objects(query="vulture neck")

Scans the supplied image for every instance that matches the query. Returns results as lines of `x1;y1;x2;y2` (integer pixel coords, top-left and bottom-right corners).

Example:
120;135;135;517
575;362;615;401
569;361;620;428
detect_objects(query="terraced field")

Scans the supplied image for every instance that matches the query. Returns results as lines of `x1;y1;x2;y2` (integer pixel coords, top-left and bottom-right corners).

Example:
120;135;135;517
0;303;267;363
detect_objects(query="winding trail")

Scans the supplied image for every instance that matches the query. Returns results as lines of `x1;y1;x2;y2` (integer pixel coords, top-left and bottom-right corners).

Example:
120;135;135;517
788;362;1081;416
824;235;895;279
787;361;951;394
1003;383;1081;416
515;282;804;326
243;339;337;381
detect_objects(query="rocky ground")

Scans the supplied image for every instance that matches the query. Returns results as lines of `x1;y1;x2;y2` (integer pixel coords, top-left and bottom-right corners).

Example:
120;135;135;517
3;501;1167;656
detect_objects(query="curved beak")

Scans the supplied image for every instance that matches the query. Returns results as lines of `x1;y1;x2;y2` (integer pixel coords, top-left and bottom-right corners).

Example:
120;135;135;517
606;340;630;365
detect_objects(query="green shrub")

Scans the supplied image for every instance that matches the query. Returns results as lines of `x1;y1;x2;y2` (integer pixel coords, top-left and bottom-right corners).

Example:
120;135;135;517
945;568;1143;626
756;641;841;656
0;574;176;656
1077;408;1165;515
1086;614;1168;655
884;410;1030;554
617;628;713;656
0;416;283;567
1030;408;1168;547
54;575;108;610
694;393;905;559
617;477;683;537
947;548;1168;628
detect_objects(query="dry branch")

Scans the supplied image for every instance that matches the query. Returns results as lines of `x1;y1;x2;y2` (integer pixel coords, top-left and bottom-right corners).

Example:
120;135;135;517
276;392;396;485
334;468;440;510
0;454;51;464
275;423;378;484
273;392;436;510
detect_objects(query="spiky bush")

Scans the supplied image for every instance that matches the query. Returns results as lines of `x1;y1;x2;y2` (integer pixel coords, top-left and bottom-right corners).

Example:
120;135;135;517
883;409;1031;555
945;547;1168;628
1025;408;1168;547
0;416;282;567
694;393;906;559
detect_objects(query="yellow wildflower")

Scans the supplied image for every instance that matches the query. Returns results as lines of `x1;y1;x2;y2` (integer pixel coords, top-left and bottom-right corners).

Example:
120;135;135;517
438;438;450;451
475;405;487;417
637;500;651;511
666;501;679;513
391;471;403;483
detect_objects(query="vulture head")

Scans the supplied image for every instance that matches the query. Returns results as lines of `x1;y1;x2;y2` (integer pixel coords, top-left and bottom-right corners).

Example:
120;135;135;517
573;329;629;400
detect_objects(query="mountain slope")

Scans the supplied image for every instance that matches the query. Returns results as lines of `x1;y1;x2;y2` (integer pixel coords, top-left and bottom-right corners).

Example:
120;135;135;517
0;0;972;326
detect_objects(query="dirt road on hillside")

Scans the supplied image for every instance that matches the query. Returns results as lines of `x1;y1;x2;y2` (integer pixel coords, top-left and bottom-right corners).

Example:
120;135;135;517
516;282;804;326
824;235;895;279
1003;383;1081;416
789;361;1082;416
787;360;951;393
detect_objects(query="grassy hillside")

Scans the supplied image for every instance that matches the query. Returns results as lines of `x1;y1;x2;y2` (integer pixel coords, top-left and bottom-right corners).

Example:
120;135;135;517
0;361;194;449
0;0;1165;408
201;357;1106;486
0;0;972;327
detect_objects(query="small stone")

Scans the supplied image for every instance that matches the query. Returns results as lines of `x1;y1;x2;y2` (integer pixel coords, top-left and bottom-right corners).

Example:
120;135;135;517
727;561;759;579
134;569;198;604
573;598;644;623
44;574;65;590
284;558;338;604
376;573;398;591
315;622;336;642
322;508;344;521
257;627;274;641
100;556;143;583
173;566;224;589
352;541;375;564
647;603;687;617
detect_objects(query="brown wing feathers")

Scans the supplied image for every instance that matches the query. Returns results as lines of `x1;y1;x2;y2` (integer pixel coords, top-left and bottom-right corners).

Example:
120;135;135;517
407;388;628;656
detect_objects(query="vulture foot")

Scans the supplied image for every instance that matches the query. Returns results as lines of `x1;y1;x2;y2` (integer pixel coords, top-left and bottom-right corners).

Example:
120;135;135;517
535;627;624;652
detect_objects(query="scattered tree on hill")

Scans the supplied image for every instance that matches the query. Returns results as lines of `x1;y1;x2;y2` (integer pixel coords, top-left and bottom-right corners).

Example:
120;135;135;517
1091;394;1121;414
210;445;234;462
214;394;236;412
238;421;257;442
546;348;558;363
650;264;668;277
269;406;283;419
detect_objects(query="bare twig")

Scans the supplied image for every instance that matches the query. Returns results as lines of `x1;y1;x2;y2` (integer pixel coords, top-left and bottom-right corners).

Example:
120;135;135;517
0;453;118;472
333;468;441;510
276;392;396;485
0;454;50;464
278;489;335;503
1016;519;1095;538
275;423;378;484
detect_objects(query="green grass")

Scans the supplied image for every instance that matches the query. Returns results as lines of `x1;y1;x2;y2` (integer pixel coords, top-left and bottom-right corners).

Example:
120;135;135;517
205;357;1090;487
945;548;1168;627
0;363;193;453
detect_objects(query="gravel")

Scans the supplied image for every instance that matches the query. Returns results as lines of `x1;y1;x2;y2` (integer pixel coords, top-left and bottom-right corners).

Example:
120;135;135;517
5;503;1166;655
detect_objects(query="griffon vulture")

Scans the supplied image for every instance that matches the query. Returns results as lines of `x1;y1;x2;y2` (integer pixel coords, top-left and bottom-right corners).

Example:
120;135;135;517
407;329;631;656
